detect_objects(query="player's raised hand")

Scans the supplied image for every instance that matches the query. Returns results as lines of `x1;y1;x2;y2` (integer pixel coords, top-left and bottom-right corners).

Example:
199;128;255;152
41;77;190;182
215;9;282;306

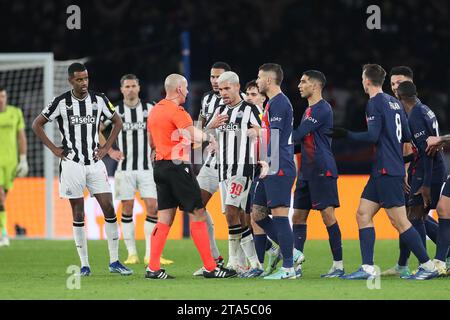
258;160;269;179
94;146;108;161
208;114;229;129
326;127;348;139
247;124;260;139
426;136;443;156
108;149;124;162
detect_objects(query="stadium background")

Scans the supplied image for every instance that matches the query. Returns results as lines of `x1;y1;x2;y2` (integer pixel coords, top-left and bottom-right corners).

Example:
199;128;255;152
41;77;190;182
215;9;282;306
1;0;450;240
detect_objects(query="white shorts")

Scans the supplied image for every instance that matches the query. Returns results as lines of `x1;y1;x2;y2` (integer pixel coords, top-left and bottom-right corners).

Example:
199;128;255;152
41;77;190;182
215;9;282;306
219;176;252;213
197;164;219;194
114;169;157;200
59;160;111;199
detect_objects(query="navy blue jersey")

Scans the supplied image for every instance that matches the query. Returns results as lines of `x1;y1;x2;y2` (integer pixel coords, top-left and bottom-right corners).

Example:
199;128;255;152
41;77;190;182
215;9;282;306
348;93;411;177
293;99;338;180
261;92;296;177
407;100;447;187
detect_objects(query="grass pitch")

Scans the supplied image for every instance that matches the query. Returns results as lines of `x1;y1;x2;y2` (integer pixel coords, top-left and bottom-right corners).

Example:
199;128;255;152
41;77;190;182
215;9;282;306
0;239;449;300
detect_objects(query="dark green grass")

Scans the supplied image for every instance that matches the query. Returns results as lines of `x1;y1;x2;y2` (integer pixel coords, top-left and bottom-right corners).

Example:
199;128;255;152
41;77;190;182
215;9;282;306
0;239;449;299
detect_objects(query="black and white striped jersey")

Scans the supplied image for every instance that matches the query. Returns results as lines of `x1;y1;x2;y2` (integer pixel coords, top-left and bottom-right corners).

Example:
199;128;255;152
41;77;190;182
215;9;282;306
200;90;246;169
206;100;262;181
108;101;153;171
41;90;115;165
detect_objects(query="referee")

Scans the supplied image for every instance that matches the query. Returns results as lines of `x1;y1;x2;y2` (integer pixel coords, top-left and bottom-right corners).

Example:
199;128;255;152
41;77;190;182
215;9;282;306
145;73;236;279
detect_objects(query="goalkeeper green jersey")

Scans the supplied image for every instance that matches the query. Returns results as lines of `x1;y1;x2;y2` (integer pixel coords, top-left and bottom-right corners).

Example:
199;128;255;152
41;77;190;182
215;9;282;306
0;105;25;167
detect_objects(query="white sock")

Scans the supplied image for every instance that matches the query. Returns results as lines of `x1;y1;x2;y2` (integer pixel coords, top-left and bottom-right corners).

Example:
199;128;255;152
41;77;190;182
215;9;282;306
205;210;220;259
73;223;89;267
105;218;119;264
121;216;137;256
144;217;157;259
421;259;437;272
228;233;241;267
333;260;344;270
240;231;262;269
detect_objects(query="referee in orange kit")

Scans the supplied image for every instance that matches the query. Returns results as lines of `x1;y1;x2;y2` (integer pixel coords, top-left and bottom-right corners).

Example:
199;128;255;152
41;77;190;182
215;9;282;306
145;73;236;279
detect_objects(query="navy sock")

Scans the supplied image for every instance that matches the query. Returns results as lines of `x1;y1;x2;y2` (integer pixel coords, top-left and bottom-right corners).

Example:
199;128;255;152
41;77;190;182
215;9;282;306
411;218;427;248
435;218;450;261
326;223;343;261
292;224;307;252
255;216;279;244
397;238;410;267
254;234;267;264
359;227;375;265
424;215;438;244
273;216;294;268
400;227;429;264
265;238;272;251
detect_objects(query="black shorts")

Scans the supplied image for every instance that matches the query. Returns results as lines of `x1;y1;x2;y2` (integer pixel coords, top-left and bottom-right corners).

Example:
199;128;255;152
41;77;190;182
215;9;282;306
153;160;204;212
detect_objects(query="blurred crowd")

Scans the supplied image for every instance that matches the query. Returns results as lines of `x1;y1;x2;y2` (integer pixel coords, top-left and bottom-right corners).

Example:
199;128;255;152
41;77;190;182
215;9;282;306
2;0;450;173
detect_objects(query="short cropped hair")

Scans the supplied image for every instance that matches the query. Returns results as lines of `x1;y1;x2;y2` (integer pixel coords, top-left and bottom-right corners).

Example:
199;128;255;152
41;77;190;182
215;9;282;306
303;70;326;88
389;66;414;80
259;63;283;85
211;61;231;71
218;71;239;84
0;85;5;92
68;63;87;78
363;64;386;87
120;74;140;86
397;81;417;99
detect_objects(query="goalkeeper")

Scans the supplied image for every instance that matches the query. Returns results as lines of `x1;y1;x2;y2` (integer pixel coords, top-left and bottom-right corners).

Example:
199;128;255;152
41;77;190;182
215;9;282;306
0;86;28;247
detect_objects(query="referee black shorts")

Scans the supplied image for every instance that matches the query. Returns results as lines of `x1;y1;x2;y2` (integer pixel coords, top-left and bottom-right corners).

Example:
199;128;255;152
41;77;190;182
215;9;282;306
153;160;204;213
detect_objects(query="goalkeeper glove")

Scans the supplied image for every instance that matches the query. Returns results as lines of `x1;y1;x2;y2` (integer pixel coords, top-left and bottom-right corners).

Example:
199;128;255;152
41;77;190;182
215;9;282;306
326;127;349;139
16;154;29;177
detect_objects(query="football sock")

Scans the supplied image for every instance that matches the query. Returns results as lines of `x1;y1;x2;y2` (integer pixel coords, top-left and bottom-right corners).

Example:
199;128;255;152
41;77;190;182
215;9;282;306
292;224;307;252
254;234;268;263
0;207;7;238
327;222;343;261
435;218;450;262
400;226;429;264
191;221;216;272
205;210;220;259
424;215;438;243
121;215;137;256
359;227;375;265
144;216;157;259
256;216;279;244
273;216;294;268
397;237;411;267
264;237;272;251
105;217;119;264
228;225;241;267
149;222;170;271
73;221;89;267
411;218;427;248
240;226;261;269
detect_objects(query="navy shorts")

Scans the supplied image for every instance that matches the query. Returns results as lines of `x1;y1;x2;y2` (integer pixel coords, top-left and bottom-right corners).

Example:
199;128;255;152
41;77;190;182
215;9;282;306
253;175;295;209
441;177;450;198
361;175;405;208
293;177;340;211
408;176;444;209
